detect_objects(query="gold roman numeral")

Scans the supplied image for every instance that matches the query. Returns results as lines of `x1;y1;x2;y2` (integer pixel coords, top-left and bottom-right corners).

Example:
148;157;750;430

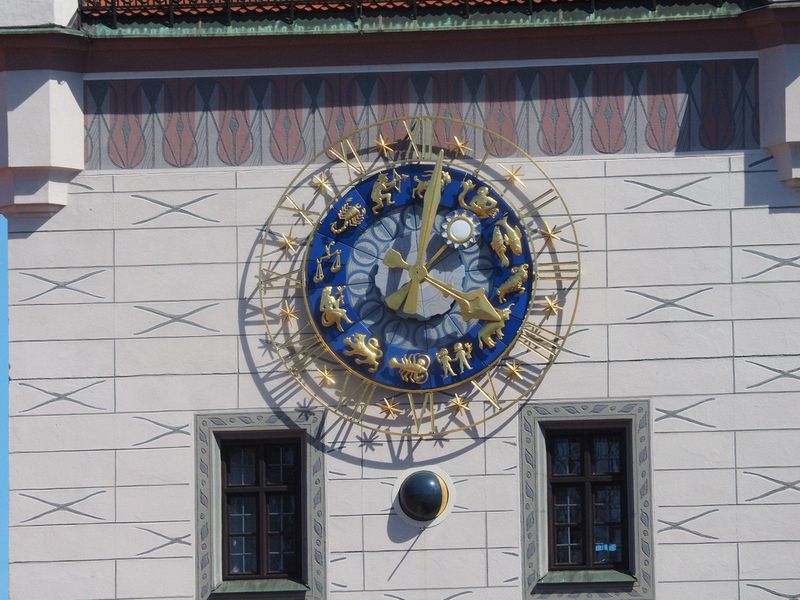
519;323;564;361
525;188;560;216
329;139;367;178
402;118;434;161
471;378;500;409
277;195;321;227
407;392;438;435
536;261;579;281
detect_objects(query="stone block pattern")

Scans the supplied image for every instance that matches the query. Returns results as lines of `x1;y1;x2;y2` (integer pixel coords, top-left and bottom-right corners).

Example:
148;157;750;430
84;58;758;170
9;74;800;600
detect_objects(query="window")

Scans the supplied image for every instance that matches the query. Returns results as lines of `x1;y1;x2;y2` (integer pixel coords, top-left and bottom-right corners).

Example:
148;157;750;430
520;400;653;599
545;427;628;571
195;412;326;600
221;438;302;580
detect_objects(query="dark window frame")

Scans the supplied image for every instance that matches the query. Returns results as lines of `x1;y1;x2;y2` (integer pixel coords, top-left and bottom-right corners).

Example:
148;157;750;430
543;421;632;573
218;431;305;582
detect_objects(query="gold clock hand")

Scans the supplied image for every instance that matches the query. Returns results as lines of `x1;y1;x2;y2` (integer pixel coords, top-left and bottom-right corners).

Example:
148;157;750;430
422;274;503;322
383;245;452;312
403;150;445;314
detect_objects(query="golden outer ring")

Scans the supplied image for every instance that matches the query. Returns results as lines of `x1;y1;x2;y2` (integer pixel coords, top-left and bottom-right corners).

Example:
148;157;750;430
259;115;581;436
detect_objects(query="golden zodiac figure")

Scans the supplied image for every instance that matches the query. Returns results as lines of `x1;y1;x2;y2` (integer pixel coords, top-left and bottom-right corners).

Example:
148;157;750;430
478;304;514;350
497;264;529;303
454;342;473;373
491;216;524;267
343;333;383;373
370;170;405;215
389;353;430;385
412;169;451;199
457;179;499;219
436;341;473;379
435;348;456;378
330;197;366;235
313;241;342;283
319;286;353;332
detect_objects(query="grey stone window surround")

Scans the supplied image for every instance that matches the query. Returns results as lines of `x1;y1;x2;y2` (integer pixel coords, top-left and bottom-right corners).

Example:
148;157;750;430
196;411;326;600
520;400;654;600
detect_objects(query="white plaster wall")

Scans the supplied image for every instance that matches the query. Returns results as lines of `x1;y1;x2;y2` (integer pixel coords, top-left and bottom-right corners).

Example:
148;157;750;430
0;0;77;27
6;148;800;600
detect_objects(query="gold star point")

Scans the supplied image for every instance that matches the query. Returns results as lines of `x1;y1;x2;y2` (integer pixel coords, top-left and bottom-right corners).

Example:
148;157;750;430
375;134;394;158
449;393;471;415
542;295;563;316
317;367;335;386
539;221;561;243
311;173;333;196
379;397;402;419
451;135;472;157
277;231;299;255
504;360;524;380
278;299;299;323
500;164;526;189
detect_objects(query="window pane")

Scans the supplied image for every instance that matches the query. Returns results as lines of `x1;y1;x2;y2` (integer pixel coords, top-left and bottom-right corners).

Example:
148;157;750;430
553;485;584;565
227;445;257;486
228;495;257;535
267;444;298;484
229;535;257;574
552;436;582;475
267;494;299;574
554;486;583;525
593;485;624;564
592;435;622;475
554;527;584;565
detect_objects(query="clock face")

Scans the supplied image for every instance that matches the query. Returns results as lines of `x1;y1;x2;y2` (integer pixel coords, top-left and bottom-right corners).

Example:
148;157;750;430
304;163;534;392
259;116;580;437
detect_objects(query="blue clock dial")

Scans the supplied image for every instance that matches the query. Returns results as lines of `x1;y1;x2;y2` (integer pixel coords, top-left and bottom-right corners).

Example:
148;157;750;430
304;162;535;392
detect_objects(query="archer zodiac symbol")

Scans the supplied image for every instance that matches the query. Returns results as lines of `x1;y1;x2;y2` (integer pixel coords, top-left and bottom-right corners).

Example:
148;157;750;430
313;241;342;283
370;170;406;215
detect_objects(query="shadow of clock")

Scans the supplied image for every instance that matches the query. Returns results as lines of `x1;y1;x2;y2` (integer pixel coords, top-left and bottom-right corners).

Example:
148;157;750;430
239;216;521;470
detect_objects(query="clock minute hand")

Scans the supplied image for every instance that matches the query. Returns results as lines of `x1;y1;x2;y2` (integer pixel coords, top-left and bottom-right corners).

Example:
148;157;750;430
402;150;445;314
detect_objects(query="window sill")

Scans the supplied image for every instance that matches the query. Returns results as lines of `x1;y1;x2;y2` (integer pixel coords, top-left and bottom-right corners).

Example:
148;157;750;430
538;569;636;585
210;579;310;598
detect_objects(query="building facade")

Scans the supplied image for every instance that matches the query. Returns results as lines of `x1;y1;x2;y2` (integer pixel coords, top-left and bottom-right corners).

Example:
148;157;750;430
2;1;800;599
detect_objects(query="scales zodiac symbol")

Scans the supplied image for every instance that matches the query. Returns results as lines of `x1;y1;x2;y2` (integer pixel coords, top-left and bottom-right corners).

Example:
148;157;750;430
313;241;342;283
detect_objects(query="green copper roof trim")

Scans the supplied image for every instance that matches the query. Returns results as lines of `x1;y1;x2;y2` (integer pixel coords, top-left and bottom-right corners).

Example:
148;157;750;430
0;25;87;37
211;579;310;595
539;569;637;585
79;2;757;38
0;1;797;39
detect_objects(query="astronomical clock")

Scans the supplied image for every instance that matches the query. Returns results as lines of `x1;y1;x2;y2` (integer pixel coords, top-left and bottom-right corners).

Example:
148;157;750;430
259;116;580;437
